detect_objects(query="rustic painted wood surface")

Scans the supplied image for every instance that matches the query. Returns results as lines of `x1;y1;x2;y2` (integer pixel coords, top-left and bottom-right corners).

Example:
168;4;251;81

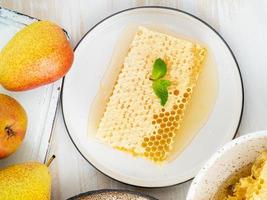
1;0;267;199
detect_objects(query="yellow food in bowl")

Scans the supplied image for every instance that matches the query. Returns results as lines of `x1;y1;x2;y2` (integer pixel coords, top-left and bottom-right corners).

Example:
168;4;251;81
96;26;206;162
224;151;267;199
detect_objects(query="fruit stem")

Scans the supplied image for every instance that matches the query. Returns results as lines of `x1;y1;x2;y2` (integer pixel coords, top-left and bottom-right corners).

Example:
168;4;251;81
46;155;56;167
149;76;154;81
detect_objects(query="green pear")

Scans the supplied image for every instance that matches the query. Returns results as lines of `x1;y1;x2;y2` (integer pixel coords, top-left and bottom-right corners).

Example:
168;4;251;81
0;155;55;200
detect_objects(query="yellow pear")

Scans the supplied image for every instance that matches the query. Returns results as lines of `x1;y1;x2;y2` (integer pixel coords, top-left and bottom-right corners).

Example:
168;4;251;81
0;21;73;91
0;155;55;200
0;93;28;158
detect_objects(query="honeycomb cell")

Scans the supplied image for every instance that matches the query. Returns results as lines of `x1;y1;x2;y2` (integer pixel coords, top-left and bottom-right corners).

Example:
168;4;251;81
174;90;179;96
163;134;168;139
173;122;178;127
165;112;170;116
152;146;157;152
164;128;170;132
158;129;163;134
158;146;163;151
156;135;161;140
160;123;166;128
155;152;161;157
179;104;184;109
160;140;166;145
184;92;189;98
156;119;162;124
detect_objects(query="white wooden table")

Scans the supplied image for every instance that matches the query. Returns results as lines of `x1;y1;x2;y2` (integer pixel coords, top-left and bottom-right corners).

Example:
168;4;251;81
1;0;267;199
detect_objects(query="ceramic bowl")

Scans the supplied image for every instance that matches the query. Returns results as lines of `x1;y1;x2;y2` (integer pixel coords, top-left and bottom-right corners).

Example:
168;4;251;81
186;130;267;200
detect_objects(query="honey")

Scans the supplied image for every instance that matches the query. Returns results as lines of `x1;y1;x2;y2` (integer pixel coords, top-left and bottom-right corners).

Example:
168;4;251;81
88;25;218;163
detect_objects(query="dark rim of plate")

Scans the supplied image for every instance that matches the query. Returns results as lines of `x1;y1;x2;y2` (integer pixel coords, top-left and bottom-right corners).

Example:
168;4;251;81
60;6;245;188
67;189;158;200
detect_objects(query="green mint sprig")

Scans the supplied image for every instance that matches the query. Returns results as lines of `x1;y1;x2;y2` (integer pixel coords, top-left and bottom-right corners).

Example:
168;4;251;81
151;58;167;80
151;58;171;106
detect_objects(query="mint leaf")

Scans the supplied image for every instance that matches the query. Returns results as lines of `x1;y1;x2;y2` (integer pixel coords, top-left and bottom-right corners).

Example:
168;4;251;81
152;79;171;106
151;58;167;80
150;58;171;106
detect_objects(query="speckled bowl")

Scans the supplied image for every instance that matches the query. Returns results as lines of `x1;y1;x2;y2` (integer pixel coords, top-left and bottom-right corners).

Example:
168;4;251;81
186;130;267;200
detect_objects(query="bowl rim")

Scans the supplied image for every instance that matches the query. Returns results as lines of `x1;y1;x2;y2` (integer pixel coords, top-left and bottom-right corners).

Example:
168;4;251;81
186;130;267;200
67;189;158;200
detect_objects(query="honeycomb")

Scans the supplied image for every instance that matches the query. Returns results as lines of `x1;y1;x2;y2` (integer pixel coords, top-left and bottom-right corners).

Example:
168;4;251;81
96;26;206;162
225;151;267;199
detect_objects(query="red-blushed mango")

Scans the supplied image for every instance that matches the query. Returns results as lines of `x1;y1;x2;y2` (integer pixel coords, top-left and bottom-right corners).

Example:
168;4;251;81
0;21;74;91
0;94;27;158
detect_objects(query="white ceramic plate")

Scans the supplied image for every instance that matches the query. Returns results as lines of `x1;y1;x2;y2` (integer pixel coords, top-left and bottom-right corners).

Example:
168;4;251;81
61;7;243;187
